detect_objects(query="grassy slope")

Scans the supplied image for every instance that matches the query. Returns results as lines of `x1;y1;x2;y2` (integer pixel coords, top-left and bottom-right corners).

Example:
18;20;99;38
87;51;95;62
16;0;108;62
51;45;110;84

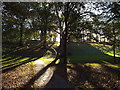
66;43;120;89
2;42;119;68
67;43;114;63
2;42;120;88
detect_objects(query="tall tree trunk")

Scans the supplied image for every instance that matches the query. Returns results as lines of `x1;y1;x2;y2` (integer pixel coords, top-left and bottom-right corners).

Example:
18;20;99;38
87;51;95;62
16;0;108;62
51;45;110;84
63;15;68;64
59;33;65;62
60;33;67;63
61;3;69;63
55;3;69;64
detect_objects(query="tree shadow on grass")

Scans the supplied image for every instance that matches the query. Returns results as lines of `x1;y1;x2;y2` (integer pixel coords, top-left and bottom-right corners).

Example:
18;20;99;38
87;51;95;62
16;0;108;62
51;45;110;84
67;63;120;89
53;60;68;80
43;57;75;89
2;57;41;73
21;55;75;89
22;58;57;89
43;43;120;89
66;43;120;89
101;63;120;79
2;45;47;73
44;72;74;89
67;63;99;88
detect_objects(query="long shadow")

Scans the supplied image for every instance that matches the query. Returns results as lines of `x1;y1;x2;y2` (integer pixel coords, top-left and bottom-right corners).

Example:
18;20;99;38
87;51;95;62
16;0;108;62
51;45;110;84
2;56;23;64
44;72;74;89
2;57;41;73
101;64;120;79
44;60;75;89
23;58;57;89
67;63;119;89
2;45;48;73
70;63;102;87
54;60;68;80
1;56;18;62
66;43;120;88
22;58;74;89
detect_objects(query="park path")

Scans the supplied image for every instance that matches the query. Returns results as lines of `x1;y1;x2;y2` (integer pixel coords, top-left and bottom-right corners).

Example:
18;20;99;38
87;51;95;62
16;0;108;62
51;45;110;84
34;59;75;89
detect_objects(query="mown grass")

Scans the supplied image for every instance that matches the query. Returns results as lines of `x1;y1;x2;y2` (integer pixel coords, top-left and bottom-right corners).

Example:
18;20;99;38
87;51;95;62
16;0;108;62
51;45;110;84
2;43;44;71
67;42;120;76
66;43;120;89
2;42;120;89
2;42;120;68
1;42;58;71
67;43;116;63
90;43;120;57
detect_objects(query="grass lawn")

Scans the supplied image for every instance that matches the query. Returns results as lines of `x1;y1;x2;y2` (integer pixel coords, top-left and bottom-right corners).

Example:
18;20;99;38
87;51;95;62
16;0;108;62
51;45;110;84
67;43;119;63
65;42;120;89
1;42;58;72
1;43;56;88
1;42;120;89
2;42;120;71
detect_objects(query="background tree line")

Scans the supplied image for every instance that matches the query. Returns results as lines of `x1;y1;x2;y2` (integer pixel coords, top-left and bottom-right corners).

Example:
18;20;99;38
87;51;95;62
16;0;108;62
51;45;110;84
2;2;120;62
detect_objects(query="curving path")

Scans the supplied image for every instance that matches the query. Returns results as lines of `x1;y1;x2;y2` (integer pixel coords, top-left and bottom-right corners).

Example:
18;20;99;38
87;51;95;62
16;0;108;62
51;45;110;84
34;59;74;89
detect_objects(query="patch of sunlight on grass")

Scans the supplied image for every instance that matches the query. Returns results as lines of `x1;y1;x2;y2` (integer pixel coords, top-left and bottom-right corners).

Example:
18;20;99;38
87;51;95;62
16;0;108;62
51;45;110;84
55;59;60;64
67;63;75;68
2;57;29;67
42;58;55;64
105;52;114;56
31;58;37;60
1;57;12;61
90;43;120;57
2;56;22;63
105;52;120;57
89;43;98;46
103;61;120;69
106;64;120;69
16;57;29;62
85;63;102;69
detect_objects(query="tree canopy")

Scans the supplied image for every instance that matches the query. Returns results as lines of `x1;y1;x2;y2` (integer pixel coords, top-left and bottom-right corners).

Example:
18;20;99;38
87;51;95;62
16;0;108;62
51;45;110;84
2;2;120;61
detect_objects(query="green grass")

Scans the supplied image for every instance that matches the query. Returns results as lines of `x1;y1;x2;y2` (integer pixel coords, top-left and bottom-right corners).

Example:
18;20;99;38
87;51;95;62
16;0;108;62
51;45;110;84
2;42;120;89
2;42;120;71
2;43;43;70
67;43;116;63
1;42;56;70
90;43;120;57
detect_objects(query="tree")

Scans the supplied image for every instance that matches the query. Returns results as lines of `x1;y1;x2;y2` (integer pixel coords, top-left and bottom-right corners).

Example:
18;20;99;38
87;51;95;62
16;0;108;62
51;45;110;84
3;2;33;46
103;2;120;58
93;2;120;59
55;2;86;63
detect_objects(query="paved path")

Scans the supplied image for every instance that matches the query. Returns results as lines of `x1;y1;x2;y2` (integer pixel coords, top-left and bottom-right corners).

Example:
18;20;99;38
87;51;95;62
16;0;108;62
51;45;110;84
34;59;74;89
